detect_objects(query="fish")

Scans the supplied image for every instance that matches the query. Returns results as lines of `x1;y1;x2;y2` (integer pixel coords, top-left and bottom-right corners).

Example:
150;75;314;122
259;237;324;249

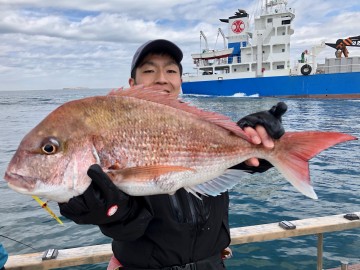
3;86;357;203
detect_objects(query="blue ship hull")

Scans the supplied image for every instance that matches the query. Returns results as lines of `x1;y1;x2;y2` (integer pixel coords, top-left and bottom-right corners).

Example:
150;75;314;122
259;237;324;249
182;72;360;98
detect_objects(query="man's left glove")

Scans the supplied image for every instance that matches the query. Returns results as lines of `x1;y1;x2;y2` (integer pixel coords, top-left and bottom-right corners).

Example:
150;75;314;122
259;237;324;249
231;102;288;173
59;164;129;225
237;102;287;139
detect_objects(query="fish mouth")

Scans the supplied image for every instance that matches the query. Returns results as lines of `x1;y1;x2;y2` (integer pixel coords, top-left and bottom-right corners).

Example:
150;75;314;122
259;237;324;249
4;172;36;192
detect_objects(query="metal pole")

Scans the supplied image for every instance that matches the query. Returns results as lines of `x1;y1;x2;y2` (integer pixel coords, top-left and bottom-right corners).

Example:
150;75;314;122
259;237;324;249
317;233;323;270
341;261;349;270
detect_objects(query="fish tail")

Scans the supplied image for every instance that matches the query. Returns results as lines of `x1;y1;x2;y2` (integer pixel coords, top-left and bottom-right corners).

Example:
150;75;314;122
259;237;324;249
269;131;357;199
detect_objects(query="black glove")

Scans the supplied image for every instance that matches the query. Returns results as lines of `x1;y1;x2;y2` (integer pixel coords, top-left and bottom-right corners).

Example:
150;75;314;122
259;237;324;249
230;102;287;173
59;164;129;225
237;102;287;139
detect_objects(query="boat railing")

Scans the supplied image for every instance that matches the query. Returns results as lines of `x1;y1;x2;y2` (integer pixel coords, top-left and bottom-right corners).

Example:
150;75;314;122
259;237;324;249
322;56;360;73
263;0;295;14
323;62;360;74
5;212;360;270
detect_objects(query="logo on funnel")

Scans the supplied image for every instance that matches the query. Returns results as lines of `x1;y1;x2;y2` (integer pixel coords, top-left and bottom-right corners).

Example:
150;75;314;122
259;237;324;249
231;20;245;34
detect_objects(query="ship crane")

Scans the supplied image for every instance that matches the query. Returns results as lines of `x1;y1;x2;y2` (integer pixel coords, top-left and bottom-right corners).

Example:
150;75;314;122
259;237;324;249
217;28;227;50
325;35;360;58
200;31;209;51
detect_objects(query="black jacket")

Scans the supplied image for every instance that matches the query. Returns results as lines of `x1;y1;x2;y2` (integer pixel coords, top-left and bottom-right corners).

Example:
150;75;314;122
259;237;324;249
59;102;285;269
99;189;230;269
59;161;273;269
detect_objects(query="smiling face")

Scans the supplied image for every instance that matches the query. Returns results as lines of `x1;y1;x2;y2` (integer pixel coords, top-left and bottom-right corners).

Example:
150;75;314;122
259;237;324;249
129;53;182;96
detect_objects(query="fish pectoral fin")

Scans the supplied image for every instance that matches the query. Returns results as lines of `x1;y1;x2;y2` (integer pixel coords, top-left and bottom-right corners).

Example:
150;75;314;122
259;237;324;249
108;165;195;182
187;169;247;197
184;187;203;200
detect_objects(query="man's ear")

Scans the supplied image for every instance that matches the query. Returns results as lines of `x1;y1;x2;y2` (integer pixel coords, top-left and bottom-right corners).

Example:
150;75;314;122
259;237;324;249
129;78;135;87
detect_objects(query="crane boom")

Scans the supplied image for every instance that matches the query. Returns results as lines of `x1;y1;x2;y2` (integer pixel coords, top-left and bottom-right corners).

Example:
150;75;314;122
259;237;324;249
325;35;360;58
325;35;360;49
200;31;209;50
218;28;226;49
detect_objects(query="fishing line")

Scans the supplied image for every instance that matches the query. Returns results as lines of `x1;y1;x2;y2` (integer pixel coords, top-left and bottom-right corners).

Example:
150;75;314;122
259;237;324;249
0;234;39;252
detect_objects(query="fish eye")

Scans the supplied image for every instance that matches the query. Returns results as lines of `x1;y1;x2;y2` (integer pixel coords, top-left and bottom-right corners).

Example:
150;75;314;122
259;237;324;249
41;137;60;155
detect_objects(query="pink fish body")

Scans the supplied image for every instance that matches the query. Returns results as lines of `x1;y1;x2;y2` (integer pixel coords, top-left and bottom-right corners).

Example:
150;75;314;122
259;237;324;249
4;87;357;202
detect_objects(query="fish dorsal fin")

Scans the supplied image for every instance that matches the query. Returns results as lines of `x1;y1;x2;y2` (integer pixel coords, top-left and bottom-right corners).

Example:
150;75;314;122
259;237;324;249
186;169;248;197
108;86;250;141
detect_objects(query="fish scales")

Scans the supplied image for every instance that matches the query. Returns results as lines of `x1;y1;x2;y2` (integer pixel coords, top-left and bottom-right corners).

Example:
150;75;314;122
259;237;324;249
3;87;357;202
84;96;249;166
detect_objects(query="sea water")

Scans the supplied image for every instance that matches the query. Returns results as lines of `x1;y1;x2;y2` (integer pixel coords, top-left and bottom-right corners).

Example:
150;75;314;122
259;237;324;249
0;89;359;269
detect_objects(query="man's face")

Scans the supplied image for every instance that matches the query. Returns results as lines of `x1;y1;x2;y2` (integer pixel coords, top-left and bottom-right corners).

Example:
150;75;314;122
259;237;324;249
129;53;182;96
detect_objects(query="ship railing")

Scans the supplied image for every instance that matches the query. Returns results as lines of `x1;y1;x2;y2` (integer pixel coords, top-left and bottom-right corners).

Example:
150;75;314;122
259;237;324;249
5;212;360;270
324;63;360;66
323;63;360;73
262;1;295;15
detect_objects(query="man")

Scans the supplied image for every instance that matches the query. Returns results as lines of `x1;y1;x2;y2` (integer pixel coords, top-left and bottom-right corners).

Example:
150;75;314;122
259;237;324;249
300;50;308;63
59;39;287;270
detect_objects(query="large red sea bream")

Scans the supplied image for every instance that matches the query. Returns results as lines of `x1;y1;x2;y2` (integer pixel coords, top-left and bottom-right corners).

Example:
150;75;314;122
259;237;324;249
4;86;357;202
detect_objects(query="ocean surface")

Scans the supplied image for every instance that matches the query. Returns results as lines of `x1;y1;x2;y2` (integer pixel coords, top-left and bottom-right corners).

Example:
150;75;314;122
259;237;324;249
0;89;359;270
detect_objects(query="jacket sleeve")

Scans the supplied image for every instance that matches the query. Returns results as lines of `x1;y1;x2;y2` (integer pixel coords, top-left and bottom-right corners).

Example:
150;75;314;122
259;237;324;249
59;164;154;241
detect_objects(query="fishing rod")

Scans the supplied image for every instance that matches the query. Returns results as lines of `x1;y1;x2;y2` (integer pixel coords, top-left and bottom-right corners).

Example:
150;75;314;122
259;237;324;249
0;233;39;252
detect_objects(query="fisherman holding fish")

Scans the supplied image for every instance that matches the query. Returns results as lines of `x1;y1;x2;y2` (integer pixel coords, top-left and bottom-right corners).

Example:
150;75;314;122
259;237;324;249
3;33;356;269
5;38;355;269
58;40;288;270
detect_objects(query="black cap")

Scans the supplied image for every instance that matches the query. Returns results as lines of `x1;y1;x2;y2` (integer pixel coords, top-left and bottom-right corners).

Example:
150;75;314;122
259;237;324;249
131;39;183;77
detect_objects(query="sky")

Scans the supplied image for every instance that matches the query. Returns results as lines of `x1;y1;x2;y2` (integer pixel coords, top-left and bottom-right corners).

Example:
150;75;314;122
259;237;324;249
0;0;359;91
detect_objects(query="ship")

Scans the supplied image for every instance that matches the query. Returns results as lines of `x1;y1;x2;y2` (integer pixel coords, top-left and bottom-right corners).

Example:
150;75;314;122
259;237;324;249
181;0;360;98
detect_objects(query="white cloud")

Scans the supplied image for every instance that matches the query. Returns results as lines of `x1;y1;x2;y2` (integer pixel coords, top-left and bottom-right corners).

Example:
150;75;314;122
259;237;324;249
0;0;359;90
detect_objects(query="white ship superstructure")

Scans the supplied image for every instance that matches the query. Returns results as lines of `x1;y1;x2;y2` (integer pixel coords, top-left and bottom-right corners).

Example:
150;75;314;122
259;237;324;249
182;0;360;97
188;0;295;80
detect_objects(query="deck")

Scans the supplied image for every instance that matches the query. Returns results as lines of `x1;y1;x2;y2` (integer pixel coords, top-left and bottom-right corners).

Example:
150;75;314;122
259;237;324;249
5;211;360;270
327;265;360;270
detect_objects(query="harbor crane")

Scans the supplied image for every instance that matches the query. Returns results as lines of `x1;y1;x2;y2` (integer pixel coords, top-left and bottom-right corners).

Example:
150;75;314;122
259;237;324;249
325;35;360;58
